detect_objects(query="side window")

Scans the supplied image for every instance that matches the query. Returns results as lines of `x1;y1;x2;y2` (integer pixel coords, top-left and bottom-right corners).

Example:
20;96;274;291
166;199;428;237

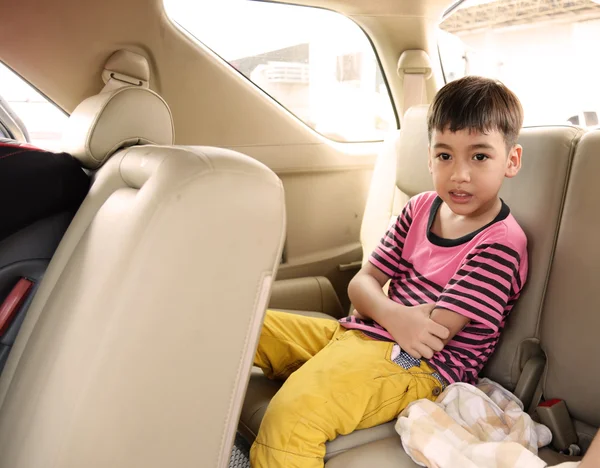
0;63;68;151
164;0;396;142
438;0;600;128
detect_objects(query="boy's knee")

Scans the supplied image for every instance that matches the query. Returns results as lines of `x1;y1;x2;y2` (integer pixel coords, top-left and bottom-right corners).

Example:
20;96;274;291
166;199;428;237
258;383;323;440
260;387;299;428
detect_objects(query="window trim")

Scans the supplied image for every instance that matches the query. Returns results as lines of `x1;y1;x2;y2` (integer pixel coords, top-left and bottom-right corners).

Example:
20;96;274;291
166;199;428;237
442;0;469;19
0;93;30;142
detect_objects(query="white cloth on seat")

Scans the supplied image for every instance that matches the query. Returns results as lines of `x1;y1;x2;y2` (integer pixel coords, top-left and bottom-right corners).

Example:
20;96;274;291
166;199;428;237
394;378;579;468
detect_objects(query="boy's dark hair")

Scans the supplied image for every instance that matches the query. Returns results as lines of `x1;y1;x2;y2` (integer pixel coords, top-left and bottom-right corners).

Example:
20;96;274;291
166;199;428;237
427;76;524;149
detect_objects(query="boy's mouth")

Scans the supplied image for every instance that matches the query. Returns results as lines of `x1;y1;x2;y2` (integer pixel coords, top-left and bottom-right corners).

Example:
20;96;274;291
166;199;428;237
449;190;473;204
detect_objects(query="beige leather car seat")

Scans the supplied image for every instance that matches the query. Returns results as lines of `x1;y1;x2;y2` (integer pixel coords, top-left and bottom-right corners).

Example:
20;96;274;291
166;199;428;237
0;85;286;468
534;129;600;464
241;105;583;461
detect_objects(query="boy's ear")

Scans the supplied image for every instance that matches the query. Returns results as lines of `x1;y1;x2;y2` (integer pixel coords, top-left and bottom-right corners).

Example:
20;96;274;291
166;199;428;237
505;144;522;178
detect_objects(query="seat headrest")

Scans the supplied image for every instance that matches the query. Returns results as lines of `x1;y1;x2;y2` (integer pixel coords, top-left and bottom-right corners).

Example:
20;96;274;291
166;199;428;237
62;86;174;170
396;105;433;196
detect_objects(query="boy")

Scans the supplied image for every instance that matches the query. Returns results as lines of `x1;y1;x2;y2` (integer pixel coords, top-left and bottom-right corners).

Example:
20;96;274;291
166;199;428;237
250;76;528;468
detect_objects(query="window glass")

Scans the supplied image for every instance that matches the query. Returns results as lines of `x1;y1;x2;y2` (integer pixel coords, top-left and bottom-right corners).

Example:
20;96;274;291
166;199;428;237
438;0;600;128
0;63;68;151
164;0;396;142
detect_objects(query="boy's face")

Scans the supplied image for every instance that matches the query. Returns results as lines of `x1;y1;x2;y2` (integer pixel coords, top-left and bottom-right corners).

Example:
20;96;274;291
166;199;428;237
428;127;522;218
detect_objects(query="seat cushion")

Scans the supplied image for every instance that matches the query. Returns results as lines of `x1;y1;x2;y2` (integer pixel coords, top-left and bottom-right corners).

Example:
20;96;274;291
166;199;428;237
325;437;418;467
324;438;582;467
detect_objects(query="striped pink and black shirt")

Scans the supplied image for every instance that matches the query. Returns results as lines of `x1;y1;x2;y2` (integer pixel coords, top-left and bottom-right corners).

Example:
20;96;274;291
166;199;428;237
340;191;528;384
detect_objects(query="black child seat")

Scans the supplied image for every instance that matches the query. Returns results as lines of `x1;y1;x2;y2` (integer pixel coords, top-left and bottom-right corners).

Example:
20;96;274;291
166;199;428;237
0;140;89;372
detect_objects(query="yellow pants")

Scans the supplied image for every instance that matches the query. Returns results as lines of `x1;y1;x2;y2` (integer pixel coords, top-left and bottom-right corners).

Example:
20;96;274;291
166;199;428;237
250;310;442;468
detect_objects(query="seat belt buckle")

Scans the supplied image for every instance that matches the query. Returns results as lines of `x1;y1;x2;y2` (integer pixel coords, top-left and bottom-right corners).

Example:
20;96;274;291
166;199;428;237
537;399;579;453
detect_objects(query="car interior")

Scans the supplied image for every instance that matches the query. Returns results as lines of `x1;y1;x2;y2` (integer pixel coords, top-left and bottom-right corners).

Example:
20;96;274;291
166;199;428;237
0;0;599;466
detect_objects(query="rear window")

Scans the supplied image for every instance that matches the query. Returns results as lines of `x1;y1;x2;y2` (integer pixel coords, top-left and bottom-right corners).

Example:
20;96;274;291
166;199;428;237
164;0;396;142
438;0;600;128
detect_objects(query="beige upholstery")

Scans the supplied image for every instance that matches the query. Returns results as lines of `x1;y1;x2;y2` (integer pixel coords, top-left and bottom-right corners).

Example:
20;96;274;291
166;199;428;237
268;276;344;318
484;126;582;389
325;437;414;467
0;89;286;467
395;105;434;197
323;439;582;467
62;86;174;169
539;129;600;428
360;129;408;266
360;107;430;266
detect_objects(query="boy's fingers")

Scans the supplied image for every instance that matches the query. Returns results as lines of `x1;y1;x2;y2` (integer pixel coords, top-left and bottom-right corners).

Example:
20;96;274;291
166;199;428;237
429;321;450;340
405;347;422;360
424;334;444;352
415;343;434;360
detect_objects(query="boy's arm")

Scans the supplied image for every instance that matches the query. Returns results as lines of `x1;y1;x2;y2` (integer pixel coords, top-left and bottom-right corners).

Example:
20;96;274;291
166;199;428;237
348;263;450;359
433;242;525;344
348;262;393;318
430;308;470;345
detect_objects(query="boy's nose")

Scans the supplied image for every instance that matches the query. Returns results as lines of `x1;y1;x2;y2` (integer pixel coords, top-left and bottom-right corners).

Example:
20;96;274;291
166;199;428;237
450;164;471;183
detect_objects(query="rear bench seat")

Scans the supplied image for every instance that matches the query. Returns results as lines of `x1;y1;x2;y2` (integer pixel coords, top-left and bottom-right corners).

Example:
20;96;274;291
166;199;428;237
240;106;584;460
0;84;286;467
326;127;600;467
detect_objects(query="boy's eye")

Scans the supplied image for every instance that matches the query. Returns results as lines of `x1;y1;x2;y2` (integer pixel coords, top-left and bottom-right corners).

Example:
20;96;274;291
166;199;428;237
437;153;451;161
473;153;488;161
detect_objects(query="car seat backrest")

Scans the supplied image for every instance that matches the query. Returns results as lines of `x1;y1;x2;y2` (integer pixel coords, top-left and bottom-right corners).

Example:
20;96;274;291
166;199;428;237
538;129;600;433
0;86;286;468
483;126;582;389
360;106;431;272
360;129;407;265
387;104;582;391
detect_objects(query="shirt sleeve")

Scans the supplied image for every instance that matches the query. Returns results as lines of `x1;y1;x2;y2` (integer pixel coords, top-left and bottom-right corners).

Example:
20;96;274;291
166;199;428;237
435;242;523;332
368;200;414;278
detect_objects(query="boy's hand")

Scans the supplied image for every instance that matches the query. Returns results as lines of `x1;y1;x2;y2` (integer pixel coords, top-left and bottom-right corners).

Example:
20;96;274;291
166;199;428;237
382;303;450;359
350;309;367;320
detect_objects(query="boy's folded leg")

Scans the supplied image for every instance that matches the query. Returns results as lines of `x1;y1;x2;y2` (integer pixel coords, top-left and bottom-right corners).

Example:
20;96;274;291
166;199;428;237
254;309;343;380
250;330;441;468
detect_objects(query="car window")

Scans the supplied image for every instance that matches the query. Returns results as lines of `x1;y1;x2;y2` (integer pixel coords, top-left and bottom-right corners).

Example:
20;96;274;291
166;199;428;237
164;0;397;142
0;62;68;151
438;0;600;128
